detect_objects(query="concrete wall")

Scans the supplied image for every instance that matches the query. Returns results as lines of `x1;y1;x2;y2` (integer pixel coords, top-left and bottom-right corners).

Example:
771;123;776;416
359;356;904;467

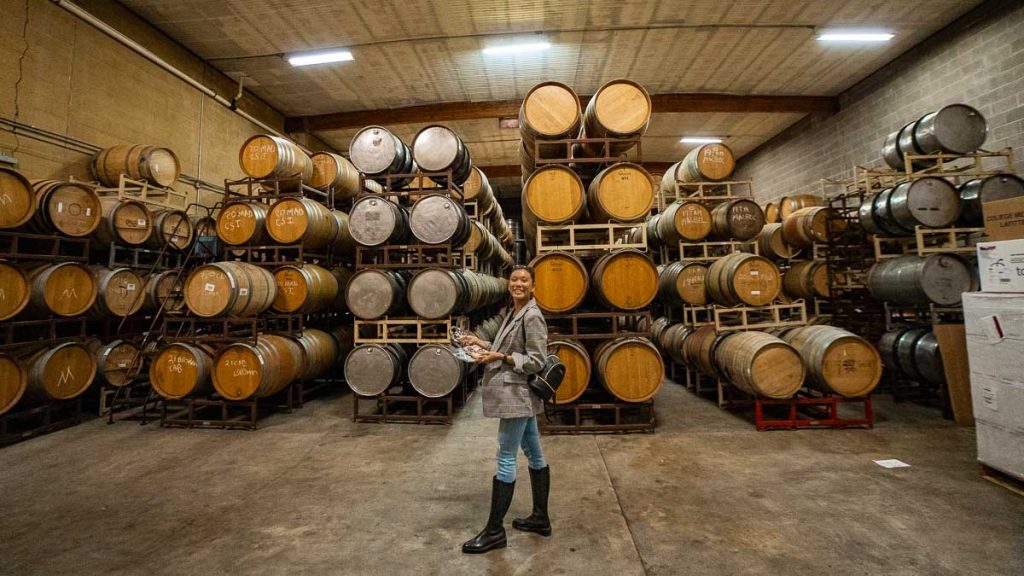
0;0;326;210
736;0;1024;203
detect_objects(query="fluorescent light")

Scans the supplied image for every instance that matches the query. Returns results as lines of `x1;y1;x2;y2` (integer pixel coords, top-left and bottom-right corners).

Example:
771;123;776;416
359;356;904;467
680;137;723;144
288;49;354;67
483;41;551;56
817;31;893;43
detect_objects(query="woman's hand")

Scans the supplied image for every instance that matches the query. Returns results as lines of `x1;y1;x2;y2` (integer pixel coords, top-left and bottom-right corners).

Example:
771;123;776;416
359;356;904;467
471;350;505;364
460;334;485;348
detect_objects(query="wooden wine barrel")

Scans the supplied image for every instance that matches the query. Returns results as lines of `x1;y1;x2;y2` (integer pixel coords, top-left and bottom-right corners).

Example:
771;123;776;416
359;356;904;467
885;178;961;231
546;339;590;404
345;269;407;320
349;126;415;187
238;135;312;185
212;334;302;400
780;326;882;397
461;270;506;311
464;166;497;215
217;201;269;246
866;254;972;306
92;198;153;246
292;328;339;381
714;332;804;399
705;253;781;306
89;265;145;318
656;201;713;243
271;264;339;314
0;351;27;415
880;327;945;385
24;262;98;317
781;206;833;248
756;223;801;260
310;151;362;199
409;194;471;246
764;202;779;224
408;344;466;398
591;249;658;311
659;323;693;365
0;262;30;320
330;324;355;363
92;144;181;187
658;262;709;306
349;196;409;247
710;199;765;241
147;209;194;251
958;174;1024;227
0;167;37;229
913;104;988;155
593;337;663;402
519;82;582;156
331;210;359;255
412;125;472;185
95;339;141;387
24;342;97;401
581;79;652;156
183;262;277;317
266;197;338;249
530;251;588;313
681;325;723;377
330;267;354;310
149;342;215;399
522;165;587;233
587;163;655;223
782;260;829;300
143;270;185;313
28;180;102;236
406;267;466;320
344;344;407;396
660;144;736;192
778;194;823;219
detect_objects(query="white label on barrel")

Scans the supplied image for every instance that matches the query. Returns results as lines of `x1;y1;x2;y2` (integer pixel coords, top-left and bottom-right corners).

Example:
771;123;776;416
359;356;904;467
58;202;64;213
751;290;761;295
750;271;759;276
86;208;92;216
137;219;146;226
118;362;127;368
239;288;249;296
204;283;215;292
126;284;136;291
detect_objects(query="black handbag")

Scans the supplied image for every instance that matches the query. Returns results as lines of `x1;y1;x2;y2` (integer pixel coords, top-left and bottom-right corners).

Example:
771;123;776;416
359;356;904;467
529;354;566;402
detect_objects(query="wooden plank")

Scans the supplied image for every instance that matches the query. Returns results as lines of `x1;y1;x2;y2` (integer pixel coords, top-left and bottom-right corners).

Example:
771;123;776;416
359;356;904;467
933;323;974;427
284;94;838;133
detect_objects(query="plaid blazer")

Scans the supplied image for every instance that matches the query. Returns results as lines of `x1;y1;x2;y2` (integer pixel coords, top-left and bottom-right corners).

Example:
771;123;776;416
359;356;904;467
476;299;547;418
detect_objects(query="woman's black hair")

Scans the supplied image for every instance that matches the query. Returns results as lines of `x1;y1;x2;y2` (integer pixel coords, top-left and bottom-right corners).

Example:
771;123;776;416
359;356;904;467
509;264;534;281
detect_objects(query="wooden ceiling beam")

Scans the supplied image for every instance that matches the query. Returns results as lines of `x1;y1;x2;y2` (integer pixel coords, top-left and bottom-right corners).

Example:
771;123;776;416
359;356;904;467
285;94;837;133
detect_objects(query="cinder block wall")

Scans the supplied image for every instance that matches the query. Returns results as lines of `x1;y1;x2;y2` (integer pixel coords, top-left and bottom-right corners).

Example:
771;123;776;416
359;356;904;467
736;0;1024;204
0;0;327;211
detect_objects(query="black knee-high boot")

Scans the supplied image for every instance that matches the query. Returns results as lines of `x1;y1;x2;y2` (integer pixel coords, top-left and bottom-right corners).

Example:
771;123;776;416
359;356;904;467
512;465;551;536
462;477;516;554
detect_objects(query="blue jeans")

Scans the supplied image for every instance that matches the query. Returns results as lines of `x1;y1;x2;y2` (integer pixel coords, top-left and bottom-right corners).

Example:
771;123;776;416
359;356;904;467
496;416;546;483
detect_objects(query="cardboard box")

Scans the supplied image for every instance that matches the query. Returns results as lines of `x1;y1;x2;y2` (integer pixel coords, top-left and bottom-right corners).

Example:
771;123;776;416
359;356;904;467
976;239;1024;293
983;195;1024;241
963;293;1024;480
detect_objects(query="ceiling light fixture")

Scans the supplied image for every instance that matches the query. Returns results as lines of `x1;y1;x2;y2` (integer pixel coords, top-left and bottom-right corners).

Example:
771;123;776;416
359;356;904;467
817;30;894;43
483;41;551;56
680;137;723;144
287;49;354;67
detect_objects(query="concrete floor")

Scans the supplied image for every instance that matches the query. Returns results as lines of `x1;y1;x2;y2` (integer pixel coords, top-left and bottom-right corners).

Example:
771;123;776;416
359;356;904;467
0;382;1021;576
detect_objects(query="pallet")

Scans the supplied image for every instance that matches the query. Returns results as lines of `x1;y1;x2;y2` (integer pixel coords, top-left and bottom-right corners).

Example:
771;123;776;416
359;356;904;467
222;244;333;267
354;244;464;269
664;239;757;263
545;311;653;340
351;379;473;425
94;174;188;210
353;316;465;344
0;230;90;261
532;136;642;166
223;175;329;203
718;383;874;431
659;180;754;209
0;317;89;350
872;227;986;260
980;464;1024;497
540;395;655;435
535;222;646;254
99;382;160;424
361;169;464;198
682;301;808;332
901;148;1016;181
162;314;305;343
159;385;299;430
883;302;964;328
105;243;186;271
0;398;84;448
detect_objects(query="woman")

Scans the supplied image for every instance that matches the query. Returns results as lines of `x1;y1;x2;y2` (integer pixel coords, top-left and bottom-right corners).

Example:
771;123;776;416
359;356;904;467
459;264;551;554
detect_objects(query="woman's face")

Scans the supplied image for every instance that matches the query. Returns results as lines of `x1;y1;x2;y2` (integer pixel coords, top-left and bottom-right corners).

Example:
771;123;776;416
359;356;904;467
508;269;533;301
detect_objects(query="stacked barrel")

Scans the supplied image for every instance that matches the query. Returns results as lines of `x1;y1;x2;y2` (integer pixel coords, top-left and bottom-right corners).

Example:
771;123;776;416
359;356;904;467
649;146;883;411
517;80;664;416
343;125;509;409
147;135;359;411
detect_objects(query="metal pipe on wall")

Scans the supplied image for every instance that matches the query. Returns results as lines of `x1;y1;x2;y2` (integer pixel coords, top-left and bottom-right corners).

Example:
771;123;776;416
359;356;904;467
49;0;308;153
